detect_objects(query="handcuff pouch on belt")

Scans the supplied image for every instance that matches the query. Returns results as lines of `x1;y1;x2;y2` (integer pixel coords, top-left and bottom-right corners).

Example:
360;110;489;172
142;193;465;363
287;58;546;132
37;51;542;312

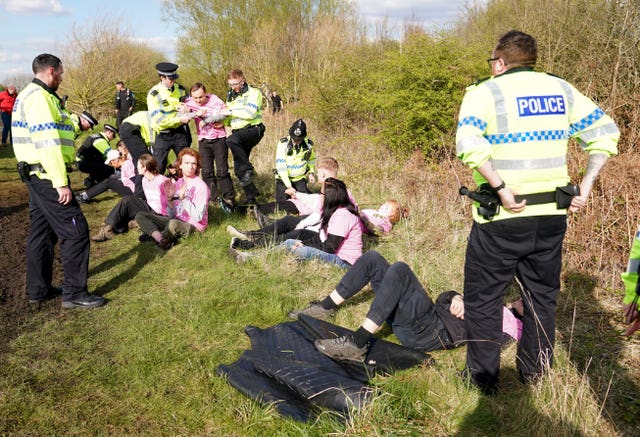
460;183;580;220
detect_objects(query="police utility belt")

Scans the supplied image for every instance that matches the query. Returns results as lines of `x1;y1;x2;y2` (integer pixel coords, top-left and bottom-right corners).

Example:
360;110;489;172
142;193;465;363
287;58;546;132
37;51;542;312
17;162;74;182
459;184;580;220
232;122;264;132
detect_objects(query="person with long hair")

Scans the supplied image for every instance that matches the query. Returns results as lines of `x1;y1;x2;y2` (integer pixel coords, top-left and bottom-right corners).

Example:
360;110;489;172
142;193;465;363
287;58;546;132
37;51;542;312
136;148;210;249
228;178;362;268
91;154;171;242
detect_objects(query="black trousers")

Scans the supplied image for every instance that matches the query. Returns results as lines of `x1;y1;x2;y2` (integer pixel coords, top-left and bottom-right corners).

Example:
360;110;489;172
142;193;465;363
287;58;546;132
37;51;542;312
119;122;149;167
25;176;90;301
105;195;151;233
275;178;309;202
199;137;234;203
77;156;114;185
463;215;566;389
84;173;133;200
153;126;191;174
257;200;300;215
227;124;265;201
335;251;449;352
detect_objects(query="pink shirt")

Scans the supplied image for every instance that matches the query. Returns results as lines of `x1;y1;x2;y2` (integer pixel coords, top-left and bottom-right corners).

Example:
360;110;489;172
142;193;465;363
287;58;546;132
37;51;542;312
120;157;136;193
502;307;523;341
142;174;170;215
320;207;362;265
183;95;227;140
171;176;210;231
360;209;392;235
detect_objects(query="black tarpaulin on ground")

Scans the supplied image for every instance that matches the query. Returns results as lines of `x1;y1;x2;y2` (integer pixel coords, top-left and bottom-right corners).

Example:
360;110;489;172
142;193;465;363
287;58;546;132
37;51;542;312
216;314;434;422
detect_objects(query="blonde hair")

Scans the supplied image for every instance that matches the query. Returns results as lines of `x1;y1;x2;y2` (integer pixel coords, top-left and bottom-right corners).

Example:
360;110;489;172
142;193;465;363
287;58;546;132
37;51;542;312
317;156;339;174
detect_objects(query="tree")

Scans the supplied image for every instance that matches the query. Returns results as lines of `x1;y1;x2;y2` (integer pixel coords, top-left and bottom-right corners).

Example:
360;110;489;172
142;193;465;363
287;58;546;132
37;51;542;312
164;0;356;102
59;16;165;118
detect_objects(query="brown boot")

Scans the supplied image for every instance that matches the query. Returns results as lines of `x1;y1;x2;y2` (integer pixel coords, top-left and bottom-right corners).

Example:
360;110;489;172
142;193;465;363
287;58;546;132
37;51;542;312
91;224;114;242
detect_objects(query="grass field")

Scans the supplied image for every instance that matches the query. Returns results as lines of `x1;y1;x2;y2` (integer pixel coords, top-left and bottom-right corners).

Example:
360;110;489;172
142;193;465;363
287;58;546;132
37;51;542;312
1;112;639;436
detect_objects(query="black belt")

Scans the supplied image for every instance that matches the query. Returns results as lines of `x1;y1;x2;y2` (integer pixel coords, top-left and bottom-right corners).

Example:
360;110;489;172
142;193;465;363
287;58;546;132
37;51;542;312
514;191;556;205
158;126;187;135
232;123;263;132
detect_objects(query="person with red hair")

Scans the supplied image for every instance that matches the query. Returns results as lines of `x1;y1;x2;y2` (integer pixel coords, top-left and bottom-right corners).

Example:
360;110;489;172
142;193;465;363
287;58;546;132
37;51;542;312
136;148;210;249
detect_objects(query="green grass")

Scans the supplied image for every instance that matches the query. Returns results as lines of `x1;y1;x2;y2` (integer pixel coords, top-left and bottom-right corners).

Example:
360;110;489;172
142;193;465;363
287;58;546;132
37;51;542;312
0;117;637;435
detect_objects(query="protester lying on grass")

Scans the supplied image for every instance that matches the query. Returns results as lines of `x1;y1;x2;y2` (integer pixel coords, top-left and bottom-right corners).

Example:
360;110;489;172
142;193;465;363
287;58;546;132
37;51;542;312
136;148;209;250
359;199;409;236
287;251;523;362
91;154;171;242
227;178;363;269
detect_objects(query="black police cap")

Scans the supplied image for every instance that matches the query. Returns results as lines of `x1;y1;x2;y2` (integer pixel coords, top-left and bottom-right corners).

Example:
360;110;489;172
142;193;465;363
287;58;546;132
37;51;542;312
289;118;307;141
156;62;179;79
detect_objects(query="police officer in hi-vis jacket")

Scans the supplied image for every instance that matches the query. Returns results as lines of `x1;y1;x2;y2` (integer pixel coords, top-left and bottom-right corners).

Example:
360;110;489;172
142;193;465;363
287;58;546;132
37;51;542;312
456;30;619;394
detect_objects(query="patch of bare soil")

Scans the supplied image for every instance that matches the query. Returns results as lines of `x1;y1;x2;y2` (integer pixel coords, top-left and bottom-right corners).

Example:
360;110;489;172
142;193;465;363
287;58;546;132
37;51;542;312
0;181;60;354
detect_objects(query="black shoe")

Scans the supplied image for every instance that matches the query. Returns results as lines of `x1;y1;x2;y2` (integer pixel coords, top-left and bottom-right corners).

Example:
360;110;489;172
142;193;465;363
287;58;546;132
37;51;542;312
61;294;106;309
158;238;176;250
83;177;95;188
29;286;63;304
138;234;154;242
459;368;498;396
231;237;255;250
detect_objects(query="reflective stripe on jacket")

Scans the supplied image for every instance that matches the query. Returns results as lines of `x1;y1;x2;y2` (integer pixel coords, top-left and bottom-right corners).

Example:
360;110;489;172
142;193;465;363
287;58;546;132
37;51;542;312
274;137;316;186
12;81;80;187
456;68;619;222
225;85;262;130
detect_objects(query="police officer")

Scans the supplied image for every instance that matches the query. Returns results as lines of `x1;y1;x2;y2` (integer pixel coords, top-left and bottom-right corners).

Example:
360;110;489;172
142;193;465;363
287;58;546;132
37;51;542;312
114;81;135;128
456;30;619;393
274;118;316;201
76;123;118;188
119;110;155;167
225;69;265;205
12;53;105;309
147;62;191;174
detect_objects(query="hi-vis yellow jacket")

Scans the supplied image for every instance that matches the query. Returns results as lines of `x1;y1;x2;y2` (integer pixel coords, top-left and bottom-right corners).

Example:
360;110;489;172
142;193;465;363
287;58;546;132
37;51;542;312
274;137;316;187
123;111;155;146
146;83;187;133
456;67;619;223
225;85;263;130
12;81;81;188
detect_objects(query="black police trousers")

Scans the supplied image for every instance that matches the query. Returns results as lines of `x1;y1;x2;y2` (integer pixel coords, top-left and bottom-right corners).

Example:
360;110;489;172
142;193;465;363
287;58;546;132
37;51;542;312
25;176;90;301
463;215;567;390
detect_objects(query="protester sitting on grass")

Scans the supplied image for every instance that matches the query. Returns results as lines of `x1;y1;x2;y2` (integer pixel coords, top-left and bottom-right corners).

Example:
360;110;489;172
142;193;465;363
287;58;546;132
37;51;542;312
91;154;171;242
136;148;209;250
287;251;523;362
250;156;341;224
228;178;363;269
77;141;135;203
359;199;409;236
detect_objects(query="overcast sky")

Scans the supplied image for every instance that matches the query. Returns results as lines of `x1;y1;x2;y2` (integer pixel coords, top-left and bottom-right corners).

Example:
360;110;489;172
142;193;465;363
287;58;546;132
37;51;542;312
0;0;474;83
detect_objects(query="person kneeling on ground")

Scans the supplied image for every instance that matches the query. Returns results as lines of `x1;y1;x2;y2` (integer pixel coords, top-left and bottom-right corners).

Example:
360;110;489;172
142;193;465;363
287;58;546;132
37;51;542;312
288;251;523;362
136;148;210;250
77;141;135;203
